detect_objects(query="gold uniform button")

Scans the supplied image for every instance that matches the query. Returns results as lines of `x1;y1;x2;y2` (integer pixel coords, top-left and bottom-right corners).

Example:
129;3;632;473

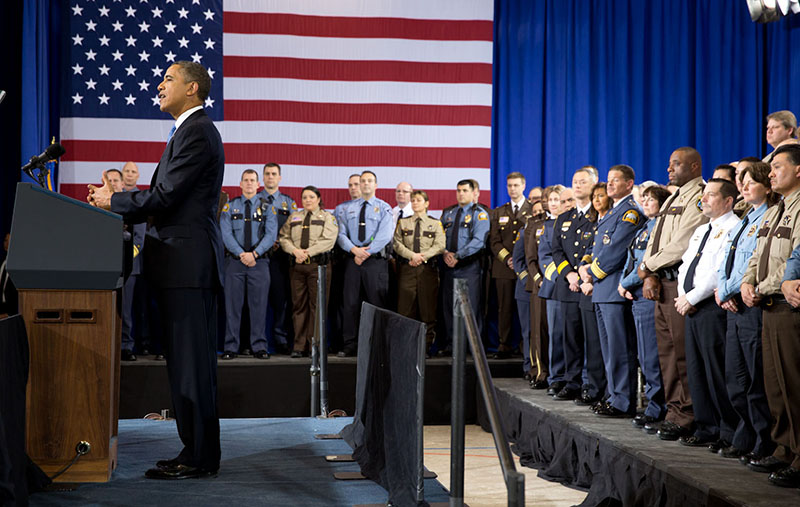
574;242;579;246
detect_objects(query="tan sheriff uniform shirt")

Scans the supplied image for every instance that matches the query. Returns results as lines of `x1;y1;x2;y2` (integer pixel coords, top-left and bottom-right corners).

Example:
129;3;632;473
393;214;446;261
742;189;800;296
279;208;338;257
642;176;708;272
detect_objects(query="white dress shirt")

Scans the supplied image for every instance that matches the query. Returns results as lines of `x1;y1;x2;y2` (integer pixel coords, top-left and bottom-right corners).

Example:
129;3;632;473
392;203;413;226
677;210;740;306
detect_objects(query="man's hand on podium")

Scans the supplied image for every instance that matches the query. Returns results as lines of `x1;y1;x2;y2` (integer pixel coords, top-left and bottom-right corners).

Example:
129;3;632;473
87;171;114;210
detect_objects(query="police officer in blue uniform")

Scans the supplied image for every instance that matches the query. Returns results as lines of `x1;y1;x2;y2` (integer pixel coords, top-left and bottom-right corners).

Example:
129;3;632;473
579;165;644;417
550;169;599;400
619;184;671;429
121;221;146;360
260;162;297;354
439;179;491;355
336;170;394;356
220;169;278;359
539;188;567;393
512;224;533;379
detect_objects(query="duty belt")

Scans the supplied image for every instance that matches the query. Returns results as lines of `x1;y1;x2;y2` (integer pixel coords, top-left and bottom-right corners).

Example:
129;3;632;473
657;264;681;281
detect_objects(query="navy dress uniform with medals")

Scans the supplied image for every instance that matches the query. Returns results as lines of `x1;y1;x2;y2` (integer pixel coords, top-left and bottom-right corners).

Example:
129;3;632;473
440;203;490;351
512;226;534;378
550;205;599;398
220;194;278;357
336;195;394;355
261;189;297;353
585;195;644;414
539;215;565;389
490;200;533;355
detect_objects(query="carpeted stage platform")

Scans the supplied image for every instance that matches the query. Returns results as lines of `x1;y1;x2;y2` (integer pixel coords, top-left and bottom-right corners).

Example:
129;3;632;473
28;417;449;506
491;379;799;507
120;355;523;424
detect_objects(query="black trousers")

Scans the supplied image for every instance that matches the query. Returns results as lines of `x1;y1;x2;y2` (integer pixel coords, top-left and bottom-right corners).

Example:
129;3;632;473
157;287;221;470
725;303;774;455
685;299;738;442
342;257;388;352
581;300;607;399
560;300;584;390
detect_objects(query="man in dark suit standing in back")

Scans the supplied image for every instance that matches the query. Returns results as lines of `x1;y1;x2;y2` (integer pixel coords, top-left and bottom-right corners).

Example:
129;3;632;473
88;61;224;480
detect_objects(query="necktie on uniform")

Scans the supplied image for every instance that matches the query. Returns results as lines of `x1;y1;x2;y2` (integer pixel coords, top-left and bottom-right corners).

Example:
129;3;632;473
413;218;422;253
300;211;311;249
724;215;749;278
513;204;518;216
649;189;681;255
683;224;712;293
398;209;404;220
358;201;368;242
167;125;176;143
243;200;253;251
758;199;785;282
267;194;274;205
448;207;463;252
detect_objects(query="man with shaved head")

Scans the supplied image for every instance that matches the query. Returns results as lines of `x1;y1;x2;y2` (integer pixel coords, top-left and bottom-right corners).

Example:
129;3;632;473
392;182;413;225
638;147;709;441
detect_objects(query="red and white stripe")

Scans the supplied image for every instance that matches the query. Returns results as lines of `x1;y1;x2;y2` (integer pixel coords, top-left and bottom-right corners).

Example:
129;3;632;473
59;0;494;211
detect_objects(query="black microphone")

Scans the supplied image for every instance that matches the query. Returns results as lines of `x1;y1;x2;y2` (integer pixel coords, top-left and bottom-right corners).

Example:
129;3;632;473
0;90;6;105
21;143;66;179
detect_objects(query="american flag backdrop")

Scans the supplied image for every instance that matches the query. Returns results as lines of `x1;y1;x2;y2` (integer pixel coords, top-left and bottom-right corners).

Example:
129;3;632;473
59;0;494;210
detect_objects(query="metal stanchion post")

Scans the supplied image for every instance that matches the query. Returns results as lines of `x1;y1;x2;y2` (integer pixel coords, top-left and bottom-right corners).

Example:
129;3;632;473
318;264;329;417
310;291;320;417
450;278;466;507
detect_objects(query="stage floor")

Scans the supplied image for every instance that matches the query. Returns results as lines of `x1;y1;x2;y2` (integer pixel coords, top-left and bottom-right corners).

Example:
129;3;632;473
491;379;800;507
28;418;450;506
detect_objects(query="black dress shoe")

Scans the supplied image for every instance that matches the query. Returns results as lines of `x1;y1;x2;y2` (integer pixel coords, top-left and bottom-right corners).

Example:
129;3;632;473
546;381;566;396
156;457;182;468
590;400;606;413
337;348;356;357
290;350;303;358
679;435;716;447
658;421;692;441
554;387;579;401
643;419;662;434
523;373;533;381
768;466;800;488
154;354;165;361
436;347;452;357
708;439;730;453
491;351;511;360
595;404;633;418
530;380;548;390
253;350;270;359
748;455;788;473
720;445;748;459
145;464;218;480
220;352;237;360
573;392;601;406
121;350;137;361
740;452;761;466
633;414;663;429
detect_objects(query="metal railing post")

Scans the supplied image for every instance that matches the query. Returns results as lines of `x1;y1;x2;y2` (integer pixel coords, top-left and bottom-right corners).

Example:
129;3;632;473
449;278;467;507
317;263;329;417
454;282;525;507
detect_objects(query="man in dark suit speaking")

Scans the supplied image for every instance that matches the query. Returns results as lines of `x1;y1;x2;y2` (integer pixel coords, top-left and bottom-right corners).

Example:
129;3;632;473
88;61;224;480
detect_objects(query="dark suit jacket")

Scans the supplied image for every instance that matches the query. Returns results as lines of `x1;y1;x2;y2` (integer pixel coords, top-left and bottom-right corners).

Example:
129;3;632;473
551;208;594;303
110;109;224;289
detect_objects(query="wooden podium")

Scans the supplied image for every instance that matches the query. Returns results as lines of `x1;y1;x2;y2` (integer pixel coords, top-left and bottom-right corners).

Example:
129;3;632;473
7;183;124;482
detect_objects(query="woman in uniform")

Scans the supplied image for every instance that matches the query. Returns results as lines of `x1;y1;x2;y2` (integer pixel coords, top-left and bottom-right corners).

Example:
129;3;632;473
392;190;446;355
279;186;338;358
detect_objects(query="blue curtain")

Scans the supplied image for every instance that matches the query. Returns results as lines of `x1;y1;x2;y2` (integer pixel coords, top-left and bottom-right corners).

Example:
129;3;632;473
490;0;791;206
20;0;61;188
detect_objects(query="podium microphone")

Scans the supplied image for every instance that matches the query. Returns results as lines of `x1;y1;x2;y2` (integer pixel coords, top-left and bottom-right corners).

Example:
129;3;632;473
21;142;66;180
0;90;6;105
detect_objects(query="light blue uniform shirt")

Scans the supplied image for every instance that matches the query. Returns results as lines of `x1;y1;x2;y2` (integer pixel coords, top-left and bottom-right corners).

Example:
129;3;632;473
717;203;768;302
260;189;296;231
782;244;800;281
220;194;278;257
620;218;655;291
336;196;393;253
440;203;490;259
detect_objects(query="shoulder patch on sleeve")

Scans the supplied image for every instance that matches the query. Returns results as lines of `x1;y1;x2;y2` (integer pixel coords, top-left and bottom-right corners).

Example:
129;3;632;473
291;201;297;210
696;198;703;212
222;203;229;212
621;209;640;225
478;211;488;221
